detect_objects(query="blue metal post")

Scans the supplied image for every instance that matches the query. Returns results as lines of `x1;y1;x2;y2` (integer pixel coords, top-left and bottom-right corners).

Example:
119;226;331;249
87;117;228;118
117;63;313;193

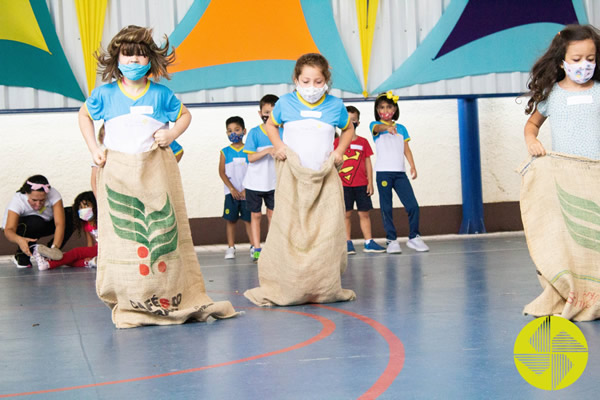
457;97;486;234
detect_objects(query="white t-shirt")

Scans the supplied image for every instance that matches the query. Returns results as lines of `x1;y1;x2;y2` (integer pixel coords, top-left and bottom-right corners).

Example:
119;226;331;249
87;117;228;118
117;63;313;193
2;188;62;228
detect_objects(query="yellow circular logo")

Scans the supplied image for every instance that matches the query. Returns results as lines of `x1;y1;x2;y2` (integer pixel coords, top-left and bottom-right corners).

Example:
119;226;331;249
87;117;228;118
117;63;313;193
514;316;588;390
381;181;388;187
225;209;230;215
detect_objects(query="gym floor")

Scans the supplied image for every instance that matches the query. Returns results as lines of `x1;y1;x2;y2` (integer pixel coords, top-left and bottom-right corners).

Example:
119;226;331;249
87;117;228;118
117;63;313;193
1;233;598;399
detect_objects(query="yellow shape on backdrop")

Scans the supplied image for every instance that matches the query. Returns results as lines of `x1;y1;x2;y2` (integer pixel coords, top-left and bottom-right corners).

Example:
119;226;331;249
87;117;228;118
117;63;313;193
75;0;107;96
0;0;50;53
169;0;320;73
355;0;378;97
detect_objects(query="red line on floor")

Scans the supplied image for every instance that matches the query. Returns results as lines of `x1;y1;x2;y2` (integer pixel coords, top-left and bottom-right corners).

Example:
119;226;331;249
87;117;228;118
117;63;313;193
313;304;405;400
0;308;335;398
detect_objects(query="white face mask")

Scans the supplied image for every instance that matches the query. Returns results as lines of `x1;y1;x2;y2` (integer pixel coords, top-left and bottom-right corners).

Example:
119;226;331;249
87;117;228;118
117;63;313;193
78;207;94;221
296;84;328;104
563;60;595;84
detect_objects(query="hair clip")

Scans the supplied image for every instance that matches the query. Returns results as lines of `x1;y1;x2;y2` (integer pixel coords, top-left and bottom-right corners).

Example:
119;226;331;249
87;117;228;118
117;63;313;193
385;90;399;103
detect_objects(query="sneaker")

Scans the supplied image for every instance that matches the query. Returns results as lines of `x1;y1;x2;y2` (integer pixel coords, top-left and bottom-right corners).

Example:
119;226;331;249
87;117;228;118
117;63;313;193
85;257;97;268
224;247;236;259
386;240;402;254
250;246;255;260
364;240;386;253
36;244;63;260
347;240;356;255
252;248;262;262
406;236;430;252
12;255;31;269
32;246;50;271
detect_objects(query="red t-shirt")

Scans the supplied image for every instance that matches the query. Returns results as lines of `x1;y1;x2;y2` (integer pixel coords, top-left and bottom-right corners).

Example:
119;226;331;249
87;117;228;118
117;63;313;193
333;136;373;187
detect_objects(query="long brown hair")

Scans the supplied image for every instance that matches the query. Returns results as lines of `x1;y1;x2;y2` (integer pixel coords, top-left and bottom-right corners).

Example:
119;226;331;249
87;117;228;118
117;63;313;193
525;24;600;114
95;25;175;82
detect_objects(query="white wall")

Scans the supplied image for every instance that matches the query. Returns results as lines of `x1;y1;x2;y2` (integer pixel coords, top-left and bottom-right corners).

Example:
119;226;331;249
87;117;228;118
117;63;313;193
0;96;551;220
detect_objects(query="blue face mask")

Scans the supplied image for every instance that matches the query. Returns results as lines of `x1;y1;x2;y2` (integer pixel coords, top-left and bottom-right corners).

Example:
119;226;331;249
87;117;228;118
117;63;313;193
118;62;151;81
228;133;244;143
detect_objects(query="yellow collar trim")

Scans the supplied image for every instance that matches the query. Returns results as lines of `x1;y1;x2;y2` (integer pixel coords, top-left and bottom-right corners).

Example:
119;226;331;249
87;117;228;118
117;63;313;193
295;91;326;109
118;79;151;101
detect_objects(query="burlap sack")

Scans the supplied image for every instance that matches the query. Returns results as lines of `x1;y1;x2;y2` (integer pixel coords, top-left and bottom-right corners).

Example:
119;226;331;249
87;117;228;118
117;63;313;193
520;152;600;321
244;148;356;306
97;146;237;328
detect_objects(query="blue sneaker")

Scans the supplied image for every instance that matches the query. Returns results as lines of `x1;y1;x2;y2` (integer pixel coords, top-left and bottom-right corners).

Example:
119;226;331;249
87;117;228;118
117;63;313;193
364;240;386;253
347;240;356;255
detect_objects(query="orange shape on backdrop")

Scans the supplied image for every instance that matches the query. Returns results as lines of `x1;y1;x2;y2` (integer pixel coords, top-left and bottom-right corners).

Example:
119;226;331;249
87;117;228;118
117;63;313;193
169;0;320;73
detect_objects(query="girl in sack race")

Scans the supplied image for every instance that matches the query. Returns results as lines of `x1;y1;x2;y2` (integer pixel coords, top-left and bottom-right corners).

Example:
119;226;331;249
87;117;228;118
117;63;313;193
78;25;237;328
244;53;357;306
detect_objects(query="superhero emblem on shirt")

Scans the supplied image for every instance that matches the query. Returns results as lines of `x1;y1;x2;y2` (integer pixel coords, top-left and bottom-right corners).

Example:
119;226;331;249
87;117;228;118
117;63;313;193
339;150;362;185
106;185;178;276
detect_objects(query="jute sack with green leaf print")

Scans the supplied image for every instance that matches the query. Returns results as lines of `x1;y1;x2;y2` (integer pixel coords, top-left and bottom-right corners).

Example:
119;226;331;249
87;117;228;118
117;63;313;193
520;152;600;321
244;149;356;306
96;146;237;328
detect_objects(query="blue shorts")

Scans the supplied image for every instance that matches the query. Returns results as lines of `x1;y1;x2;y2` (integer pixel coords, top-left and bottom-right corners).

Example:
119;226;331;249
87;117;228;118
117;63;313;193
245;189;275;213
223;194;251;222
343;185;373;212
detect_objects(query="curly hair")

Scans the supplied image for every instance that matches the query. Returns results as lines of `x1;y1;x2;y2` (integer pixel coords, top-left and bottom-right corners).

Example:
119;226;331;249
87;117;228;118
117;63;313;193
72;191;97;237
525;24;600;114
292;53;332;86
95;25;175;82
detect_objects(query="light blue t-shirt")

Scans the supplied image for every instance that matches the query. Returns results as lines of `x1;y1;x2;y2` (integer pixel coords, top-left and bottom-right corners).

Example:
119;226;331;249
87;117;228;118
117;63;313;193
243;124;277;191
272;92;350;170
85;80;183;154
221;145;248;194
369;121;410;172
537;81;600;159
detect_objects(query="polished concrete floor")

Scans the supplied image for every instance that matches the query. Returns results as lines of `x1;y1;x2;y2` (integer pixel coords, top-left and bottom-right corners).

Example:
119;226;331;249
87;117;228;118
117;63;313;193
0;233;598;399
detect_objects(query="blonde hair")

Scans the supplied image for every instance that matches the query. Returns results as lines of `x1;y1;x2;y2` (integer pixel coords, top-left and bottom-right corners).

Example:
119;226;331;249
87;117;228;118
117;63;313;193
95;25;175;82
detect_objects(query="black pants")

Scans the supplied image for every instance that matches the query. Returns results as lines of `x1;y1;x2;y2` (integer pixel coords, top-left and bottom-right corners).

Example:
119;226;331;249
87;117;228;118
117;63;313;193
14;207;74;264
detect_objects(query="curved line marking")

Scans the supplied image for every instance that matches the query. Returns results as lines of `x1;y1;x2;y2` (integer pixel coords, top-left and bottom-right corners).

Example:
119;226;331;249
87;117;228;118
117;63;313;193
0;308;335;398
313;304;406;400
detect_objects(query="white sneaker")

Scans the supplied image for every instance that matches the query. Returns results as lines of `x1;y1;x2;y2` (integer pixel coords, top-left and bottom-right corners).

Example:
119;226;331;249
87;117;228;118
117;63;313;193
85;257;97;268
386;240;402;254
224;247;236;259
32;246;50;271
36;244;63;260
406;236;429;252
250;246;255;260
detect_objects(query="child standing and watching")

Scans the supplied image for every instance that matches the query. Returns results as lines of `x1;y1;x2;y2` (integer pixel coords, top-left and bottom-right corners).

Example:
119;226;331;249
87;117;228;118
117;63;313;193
243;94;279;261
524;24;600;159
35;191;98;270
371;92;429;254
219;116;252;259
335;106;385;254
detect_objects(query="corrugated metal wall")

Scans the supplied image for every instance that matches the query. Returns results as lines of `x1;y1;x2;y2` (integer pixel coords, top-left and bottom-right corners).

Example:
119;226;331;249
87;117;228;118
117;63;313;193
1;0;599;110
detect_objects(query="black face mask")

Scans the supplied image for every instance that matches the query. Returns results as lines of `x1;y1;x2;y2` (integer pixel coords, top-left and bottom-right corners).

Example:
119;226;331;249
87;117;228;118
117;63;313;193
352;122;359;129
261;115;269;123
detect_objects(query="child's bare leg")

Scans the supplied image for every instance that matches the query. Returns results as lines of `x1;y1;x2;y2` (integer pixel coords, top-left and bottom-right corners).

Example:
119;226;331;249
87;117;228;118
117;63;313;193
226;221;236;247
345;211;353;241
250;212;262;248
266;208;273;227
243;220;252;246
358;211;373;240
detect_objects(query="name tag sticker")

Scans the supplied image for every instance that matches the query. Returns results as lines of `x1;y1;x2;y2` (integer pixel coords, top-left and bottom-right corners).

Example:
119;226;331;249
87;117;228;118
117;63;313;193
350;144;364;150
567;95;593;106
130;105;153;114
233;157;246;164
300;110;322;118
